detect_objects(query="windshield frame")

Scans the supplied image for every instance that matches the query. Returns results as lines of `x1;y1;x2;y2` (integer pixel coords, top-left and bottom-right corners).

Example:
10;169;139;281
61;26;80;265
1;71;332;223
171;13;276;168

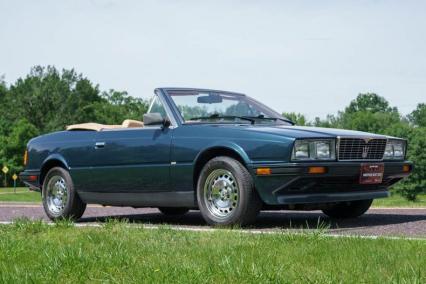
162;88;293;126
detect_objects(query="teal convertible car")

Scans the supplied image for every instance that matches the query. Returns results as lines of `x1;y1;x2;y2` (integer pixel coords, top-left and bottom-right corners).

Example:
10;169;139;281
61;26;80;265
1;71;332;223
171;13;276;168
20;88;412;225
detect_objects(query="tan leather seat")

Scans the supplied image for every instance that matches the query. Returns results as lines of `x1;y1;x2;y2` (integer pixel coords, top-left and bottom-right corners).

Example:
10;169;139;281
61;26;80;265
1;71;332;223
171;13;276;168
66;123;122;131
67;119;144;131
122;119;144;128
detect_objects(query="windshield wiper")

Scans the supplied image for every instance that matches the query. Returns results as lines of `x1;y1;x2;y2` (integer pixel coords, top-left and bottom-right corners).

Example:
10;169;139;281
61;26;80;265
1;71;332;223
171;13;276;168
189;114;255;124
242;115;295;125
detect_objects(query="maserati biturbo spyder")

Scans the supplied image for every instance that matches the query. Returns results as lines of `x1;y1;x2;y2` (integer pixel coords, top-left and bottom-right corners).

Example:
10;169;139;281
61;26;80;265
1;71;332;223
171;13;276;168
20;88;412;225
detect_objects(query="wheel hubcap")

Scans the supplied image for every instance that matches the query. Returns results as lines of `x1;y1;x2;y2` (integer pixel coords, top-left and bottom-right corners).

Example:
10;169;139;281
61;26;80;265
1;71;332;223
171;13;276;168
204;169;239;219
46;176;68;215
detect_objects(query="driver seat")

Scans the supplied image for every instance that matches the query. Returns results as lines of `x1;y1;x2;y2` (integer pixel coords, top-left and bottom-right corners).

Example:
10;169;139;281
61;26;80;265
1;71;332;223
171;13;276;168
122;119;144;128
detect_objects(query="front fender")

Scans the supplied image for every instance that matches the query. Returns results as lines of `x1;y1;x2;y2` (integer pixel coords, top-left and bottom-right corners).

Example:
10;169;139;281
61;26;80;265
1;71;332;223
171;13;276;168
196;140;252;165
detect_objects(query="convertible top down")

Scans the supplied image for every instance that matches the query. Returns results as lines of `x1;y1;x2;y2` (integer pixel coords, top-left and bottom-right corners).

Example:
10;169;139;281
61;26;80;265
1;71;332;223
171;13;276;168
20;88;412;226
66;119;144;131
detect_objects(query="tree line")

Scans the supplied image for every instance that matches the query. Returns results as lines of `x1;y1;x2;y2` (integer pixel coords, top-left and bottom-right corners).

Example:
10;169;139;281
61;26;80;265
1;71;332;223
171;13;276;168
0;66;148;186
1;66;425;200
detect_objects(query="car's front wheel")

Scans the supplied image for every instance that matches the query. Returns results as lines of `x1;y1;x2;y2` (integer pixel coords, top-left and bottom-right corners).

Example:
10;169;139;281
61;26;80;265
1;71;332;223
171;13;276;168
322;199;373;219
42;167;86;221
197;156;262;226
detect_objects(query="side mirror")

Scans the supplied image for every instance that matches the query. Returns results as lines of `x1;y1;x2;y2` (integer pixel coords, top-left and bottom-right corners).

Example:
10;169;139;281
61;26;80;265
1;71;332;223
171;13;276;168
143;113;171;128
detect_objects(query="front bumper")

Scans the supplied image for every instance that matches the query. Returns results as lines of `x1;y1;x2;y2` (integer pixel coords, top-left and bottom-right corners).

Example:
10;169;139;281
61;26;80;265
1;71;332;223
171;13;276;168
19;170;41;191
251;161;412;205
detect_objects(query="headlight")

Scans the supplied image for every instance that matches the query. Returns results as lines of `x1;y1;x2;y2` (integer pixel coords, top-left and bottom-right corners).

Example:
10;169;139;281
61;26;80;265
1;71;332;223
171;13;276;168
384;140;406;160
293;140;310;159
292;139;336;161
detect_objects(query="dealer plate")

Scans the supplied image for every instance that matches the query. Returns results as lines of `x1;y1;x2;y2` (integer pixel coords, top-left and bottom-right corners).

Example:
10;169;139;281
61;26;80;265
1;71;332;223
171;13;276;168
359;163;384;184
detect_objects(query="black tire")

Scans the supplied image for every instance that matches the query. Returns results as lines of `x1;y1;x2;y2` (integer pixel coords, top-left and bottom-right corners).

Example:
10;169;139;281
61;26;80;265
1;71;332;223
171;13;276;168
322;199;373;219
196;156;262;226
42;167;86;221
158;207;189;216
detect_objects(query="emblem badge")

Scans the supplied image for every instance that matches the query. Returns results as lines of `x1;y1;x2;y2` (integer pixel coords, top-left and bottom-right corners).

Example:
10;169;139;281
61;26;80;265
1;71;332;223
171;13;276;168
362;146;370;158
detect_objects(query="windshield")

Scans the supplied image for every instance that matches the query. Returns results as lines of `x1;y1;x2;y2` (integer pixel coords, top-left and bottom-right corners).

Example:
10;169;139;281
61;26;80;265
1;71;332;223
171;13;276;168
167;90;293;125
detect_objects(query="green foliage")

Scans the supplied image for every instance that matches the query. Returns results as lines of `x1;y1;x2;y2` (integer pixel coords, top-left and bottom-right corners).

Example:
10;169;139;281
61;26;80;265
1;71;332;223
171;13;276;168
0;119;39;175
312;93;401;133
408;103;426;127
393;127;426;200
312;114;340;128
282;112;307;126
346;93;397;114
92;90;149;124
0;66;148;185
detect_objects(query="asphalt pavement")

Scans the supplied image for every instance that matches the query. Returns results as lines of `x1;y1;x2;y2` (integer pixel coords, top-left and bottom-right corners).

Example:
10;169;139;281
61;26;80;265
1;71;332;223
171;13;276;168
0;203;425;238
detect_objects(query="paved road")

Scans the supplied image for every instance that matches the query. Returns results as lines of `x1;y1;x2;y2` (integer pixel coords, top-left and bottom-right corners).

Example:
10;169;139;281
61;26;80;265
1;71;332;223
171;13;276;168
1;203;425;238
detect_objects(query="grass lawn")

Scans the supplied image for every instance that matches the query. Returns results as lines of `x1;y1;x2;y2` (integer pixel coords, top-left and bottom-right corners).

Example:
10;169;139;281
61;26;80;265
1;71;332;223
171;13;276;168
0;220;424;283
0;187;41;202
372;193;426;208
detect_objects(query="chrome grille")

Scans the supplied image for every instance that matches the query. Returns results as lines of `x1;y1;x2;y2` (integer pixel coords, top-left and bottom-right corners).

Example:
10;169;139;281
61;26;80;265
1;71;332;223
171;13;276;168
338;138;387;161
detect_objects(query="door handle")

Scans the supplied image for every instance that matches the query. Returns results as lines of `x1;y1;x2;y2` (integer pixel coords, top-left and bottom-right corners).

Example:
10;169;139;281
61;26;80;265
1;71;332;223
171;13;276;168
95;142;106;149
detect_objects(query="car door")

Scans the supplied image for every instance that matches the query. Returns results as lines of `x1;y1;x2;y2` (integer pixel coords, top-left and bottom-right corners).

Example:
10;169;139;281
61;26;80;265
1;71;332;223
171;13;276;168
87;96;173;193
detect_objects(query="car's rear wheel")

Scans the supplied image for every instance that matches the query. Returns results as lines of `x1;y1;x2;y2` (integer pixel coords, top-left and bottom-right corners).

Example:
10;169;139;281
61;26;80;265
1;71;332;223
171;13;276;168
42;167;86;221
158;207;189;216
197;156;262;226
322;199;373;219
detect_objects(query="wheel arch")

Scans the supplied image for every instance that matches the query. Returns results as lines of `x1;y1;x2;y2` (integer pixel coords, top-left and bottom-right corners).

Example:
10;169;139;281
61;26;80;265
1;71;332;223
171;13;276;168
192;143;252;192
39;154;69;186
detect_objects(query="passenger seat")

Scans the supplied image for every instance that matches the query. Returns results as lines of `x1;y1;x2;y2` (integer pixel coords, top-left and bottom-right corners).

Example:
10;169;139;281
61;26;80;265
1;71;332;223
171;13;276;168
122;119;144;128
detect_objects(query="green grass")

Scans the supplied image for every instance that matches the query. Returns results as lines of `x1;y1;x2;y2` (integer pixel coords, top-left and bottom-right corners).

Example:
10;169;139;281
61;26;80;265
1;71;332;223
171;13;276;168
373;193;426;208
0;187;41;202
0;219;424;283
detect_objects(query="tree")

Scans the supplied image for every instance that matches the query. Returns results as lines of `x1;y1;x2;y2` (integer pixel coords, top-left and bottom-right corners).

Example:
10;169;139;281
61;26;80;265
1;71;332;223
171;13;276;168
324;93;402;134
393;127;426;200
0;75;6;102
282;112;307;126
408;103;426;127
6;66;103;132
92;90;149;124
0;119;39;185
312;114;340;128
0;66;149;185
345;93;397;114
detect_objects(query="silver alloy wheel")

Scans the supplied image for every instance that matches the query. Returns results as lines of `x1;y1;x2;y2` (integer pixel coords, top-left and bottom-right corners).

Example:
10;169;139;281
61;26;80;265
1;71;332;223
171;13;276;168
46;176;68;215
204;169;239;219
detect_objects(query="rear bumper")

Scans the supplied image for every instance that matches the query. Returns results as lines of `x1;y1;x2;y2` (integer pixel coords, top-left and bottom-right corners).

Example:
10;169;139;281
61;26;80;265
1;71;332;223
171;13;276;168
19;170;41;191
251;161;412;205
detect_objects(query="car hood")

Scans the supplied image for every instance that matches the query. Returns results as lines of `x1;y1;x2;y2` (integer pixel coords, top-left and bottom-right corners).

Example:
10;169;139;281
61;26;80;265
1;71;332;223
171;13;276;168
232;125;389;139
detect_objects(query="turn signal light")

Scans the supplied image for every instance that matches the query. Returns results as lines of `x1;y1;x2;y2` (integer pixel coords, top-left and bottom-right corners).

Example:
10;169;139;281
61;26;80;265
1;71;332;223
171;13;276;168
256;168;272;175
403;165;411;173
23;150;28;166
308;166;327;174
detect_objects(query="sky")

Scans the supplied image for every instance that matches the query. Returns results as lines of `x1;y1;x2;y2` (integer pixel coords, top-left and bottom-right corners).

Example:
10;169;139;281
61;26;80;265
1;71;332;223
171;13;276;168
1;0;425;119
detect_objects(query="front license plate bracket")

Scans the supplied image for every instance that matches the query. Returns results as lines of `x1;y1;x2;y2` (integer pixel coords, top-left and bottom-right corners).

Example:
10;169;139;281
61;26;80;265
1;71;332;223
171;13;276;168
359;163;384;184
